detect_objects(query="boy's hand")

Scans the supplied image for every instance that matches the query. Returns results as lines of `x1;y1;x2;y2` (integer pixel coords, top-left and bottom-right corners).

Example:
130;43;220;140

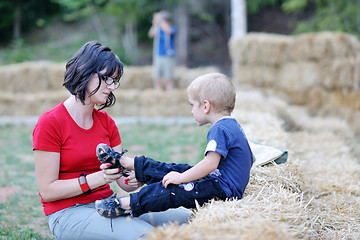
152;12;162;25
116;171;144;192
125;171;144;188
162;171;183;188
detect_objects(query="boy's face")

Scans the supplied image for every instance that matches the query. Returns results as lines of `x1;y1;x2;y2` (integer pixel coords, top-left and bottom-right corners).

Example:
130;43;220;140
188;94;208;126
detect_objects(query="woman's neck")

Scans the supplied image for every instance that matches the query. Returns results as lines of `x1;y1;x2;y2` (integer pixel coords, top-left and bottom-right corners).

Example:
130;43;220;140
63;95;94;130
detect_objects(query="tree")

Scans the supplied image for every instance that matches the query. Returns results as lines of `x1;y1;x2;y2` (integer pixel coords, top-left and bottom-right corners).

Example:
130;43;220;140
52;0;109;43
245;0;360;39
13;0;21;40
104;0;151;64
174;1;189;66
0;0;59;43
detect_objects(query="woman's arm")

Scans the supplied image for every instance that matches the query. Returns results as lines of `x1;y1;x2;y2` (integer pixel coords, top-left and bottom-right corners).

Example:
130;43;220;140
34;150;120;202
162;151;221;188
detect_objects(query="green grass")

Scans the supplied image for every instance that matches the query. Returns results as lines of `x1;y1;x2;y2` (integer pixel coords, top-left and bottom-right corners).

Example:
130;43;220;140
0;121;209;239
0;228;47;240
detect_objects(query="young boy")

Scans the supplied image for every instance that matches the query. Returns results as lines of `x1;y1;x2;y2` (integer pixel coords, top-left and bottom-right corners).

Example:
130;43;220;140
95;72;253;218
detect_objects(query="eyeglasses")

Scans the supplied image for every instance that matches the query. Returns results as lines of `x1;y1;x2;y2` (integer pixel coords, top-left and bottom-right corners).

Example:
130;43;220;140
101;76;120;89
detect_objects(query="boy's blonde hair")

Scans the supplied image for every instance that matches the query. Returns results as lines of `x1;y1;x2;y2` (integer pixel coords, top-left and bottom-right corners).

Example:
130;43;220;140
187;72;236;114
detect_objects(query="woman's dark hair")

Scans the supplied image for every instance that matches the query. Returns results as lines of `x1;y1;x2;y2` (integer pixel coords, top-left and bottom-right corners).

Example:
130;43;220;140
63;41;124;110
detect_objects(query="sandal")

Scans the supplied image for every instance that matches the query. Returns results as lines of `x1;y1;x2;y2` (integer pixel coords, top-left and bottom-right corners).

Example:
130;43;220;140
95;195;131;218
96;143;130;177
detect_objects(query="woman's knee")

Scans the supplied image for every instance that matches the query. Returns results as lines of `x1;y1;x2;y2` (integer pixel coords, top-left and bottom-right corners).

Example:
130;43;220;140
138;207;192;227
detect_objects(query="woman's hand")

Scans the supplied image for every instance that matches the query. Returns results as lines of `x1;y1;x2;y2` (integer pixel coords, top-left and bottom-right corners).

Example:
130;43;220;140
100;163;122;183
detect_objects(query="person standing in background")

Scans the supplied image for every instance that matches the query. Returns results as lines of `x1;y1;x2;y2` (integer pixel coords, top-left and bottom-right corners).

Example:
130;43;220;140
148;11;177;91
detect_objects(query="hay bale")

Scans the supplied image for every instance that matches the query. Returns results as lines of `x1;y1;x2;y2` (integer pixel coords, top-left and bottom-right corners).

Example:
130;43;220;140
229;33;292;66
0;61;218;98
328;89;360;109
148;201;294;240
319;57;360;90
283;106;354;140
234;109;289;150
114;65;220;89
174;66;220;88
277;62;319;91
231;31;360;92
0;90;68;116
230;32;360;134
0;62;220;116
0;61;65;93
147;163;311;240
289;130;360;194
233;64;278;87
288;31;360;61
290;87;360;110
120;66;153;89
106;89;191;117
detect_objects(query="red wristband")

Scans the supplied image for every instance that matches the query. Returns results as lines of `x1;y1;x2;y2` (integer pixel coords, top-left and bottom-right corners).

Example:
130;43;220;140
78;173;91;195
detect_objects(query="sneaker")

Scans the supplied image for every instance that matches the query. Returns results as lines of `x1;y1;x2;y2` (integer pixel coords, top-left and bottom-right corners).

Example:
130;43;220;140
96;143;130;177
95;195;131;218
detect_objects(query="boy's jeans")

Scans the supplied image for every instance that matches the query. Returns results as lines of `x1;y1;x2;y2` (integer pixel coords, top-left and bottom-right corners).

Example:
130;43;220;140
130;156;227;217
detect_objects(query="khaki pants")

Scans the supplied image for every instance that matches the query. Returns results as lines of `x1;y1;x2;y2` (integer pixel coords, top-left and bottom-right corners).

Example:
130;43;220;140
152;56;175;80
47;194;191;240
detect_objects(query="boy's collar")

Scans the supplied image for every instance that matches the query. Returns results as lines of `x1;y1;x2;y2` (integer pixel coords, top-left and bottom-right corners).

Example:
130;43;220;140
214;115;234;124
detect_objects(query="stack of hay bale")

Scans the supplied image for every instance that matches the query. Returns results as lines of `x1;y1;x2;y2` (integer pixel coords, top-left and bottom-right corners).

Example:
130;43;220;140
0;61;218;117
230;32;360;133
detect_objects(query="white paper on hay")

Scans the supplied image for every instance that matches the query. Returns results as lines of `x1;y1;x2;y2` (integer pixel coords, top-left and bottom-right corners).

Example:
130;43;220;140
249;140;287;167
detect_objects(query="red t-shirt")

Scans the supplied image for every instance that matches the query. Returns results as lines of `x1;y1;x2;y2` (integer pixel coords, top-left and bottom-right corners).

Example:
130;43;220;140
33;101;121;215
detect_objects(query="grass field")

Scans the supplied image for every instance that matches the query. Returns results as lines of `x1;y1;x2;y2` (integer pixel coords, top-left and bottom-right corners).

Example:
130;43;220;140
0;121;209;239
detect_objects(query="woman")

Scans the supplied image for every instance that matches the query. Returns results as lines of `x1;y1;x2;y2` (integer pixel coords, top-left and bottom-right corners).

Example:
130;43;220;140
33;41;191;240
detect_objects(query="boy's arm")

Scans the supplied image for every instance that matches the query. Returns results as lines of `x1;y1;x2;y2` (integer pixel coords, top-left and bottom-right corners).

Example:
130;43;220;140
159;20;173;35
148;13;161;38
148;25;156;38
162;151;221;188
148;19;173;38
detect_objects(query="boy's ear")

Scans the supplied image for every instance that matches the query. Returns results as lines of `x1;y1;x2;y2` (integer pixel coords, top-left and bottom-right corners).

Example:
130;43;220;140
203;100;211;113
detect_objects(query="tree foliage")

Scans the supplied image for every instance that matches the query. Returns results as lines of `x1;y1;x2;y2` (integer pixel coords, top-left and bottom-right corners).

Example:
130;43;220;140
281;0;360;37
0;0;59;42
246;0;278;14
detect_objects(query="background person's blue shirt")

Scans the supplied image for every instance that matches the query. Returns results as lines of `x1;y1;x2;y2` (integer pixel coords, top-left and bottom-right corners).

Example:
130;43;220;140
156;26;177;56
205;116;253;199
